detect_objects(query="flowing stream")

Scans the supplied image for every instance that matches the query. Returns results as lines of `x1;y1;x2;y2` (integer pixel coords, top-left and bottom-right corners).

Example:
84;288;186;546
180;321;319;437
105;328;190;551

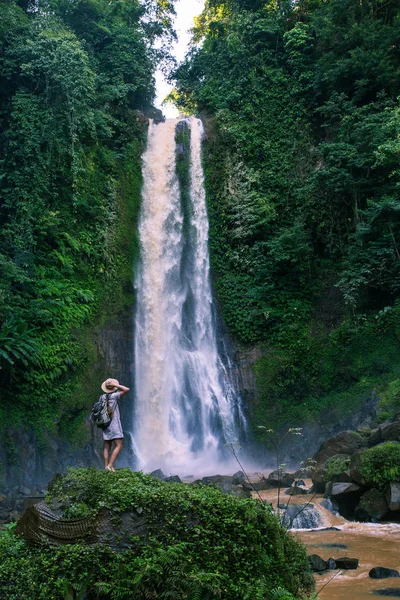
133;117;246;475
259;486;400;600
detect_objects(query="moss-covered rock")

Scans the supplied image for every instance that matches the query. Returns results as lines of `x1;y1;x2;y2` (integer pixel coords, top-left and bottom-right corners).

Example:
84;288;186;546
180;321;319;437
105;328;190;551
1;468;315;600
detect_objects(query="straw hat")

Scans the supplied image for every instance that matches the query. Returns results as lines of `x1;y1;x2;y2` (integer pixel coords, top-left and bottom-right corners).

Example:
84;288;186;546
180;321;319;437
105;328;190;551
101;378;119;393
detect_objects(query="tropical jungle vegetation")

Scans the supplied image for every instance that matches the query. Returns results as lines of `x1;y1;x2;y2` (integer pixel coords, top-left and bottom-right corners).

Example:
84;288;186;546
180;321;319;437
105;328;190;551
0;0;175;459
0;468;315;600
172;0;400;436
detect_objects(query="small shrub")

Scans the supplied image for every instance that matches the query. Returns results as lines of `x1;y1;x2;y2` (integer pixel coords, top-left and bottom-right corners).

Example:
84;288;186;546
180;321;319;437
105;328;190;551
324;454;350;482
359;442;400;487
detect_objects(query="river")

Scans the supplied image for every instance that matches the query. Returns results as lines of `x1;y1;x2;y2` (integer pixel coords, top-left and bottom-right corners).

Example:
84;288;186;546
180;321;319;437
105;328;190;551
258;485;400;599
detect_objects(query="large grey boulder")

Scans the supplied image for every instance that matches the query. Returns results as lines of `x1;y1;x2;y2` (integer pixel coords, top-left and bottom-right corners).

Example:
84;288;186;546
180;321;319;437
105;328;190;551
232;471;245;484
313;431;367;465
330;482;361;497
385;482;400;511
380;421;400;442
367;419;400;447
309;554;327;571
327;482;363;519
280;504;322;529
320;498;340;515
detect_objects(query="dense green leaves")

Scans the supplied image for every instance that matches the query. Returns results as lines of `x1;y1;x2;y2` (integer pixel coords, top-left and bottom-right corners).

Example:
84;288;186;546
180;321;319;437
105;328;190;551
359;442;400;487
0;0;175;447
173;0;400;432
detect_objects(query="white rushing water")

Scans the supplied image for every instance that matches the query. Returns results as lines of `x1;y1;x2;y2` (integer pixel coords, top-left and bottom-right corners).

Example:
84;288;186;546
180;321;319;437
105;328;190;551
133;117;246;475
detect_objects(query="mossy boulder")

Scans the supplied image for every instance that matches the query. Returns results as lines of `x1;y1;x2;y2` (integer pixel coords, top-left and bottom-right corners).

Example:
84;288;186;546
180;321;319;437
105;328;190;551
1;468;315;600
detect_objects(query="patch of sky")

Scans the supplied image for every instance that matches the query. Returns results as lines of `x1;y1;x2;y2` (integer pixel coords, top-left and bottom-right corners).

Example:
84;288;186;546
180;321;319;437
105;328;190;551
155;0;205;118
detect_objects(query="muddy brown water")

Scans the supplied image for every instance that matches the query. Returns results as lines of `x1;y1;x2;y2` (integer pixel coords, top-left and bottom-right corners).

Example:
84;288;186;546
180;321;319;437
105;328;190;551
256;484;400;600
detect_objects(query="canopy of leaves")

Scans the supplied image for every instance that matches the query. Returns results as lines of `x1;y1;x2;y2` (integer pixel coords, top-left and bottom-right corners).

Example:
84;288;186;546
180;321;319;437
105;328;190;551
173;0;400;433
0;0;175;448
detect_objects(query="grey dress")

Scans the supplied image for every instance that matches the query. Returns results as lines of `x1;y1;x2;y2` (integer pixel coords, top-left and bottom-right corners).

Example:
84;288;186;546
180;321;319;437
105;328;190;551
102;392;124;440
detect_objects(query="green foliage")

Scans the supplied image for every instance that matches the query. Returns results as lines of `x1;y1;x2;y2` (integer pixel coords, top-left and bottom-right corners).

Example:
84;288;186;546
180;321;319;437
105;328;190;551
172;0;400;433
0;468;315;600
358;442;400;487
324;455;351;482
0;0;177;450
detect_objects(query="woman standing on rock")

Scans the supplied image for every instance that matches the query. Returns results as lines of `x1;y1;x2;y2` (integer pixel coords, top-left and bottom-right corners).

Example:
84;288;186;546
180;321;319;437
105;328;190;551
101;378;130;472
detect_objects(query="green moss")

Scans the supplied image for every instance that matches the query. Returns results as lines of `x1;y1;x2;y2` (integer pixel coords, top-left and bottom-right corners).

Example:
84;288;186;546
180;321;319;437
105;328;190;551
250;309;400;435
175;120;192;238
324;455;350;482
4;467;314;600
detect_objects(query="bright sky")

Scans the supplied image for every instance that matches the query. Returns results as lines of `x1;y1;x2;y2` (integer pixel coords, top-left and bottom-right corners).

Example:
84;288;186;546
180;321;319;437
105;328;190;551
155;0;205;118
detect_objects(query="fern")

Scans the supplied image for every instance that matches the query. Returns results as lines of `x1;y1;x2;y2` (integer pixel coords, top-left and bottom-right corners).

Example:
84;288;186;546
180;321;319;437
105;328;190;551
269;588;297;600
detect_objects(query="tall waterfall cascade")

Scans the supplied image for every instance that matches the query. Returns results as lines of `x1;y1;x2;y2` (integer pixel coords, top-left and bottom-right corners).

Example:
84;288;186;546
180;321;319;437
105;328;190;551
133;116;246;475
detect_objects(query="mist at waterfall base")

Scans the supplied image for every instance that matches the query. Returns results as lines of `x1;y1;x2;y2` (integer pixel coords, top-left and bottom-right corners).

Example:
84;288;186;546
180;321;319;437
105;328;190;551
130;117;248;477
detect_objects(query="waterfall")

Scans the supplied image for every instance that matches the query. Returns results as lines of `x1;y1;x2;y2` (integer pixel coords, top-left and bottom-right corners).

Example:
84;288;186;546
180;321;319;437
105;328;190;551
133;116;246;475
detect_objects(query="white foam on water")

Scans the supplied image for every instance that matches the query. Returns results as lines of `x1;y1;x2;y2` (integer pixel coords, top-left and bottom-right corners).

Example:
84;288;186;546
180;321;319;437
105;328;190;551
132;117;246;475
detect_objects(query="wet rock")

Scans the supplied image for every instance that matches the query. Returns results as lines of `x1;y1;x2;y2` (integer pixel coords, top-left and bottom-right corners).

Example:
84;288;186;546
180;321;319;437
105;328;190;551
242;476;280;491
349;452;367;486
355;488;389;522
294;468;313;479
150;469;166;480
281;504;322;529
320;498;340;515
198;475;251;498
145;107;165;124
370;567;400;579
334;470;353;483
385;482;400;512
328;558;337;569
380;421;400;442
335;557;359;569
232;471;245;484
313;431;367;465
163;475;182;484
309;554;328;571
295;479;306;486
368;426;384;447
311;467;326;493
330;482;361;496
267;470;294;488
328;482;363;519
373;589;400;597
284;486;307;496
302;526;341;532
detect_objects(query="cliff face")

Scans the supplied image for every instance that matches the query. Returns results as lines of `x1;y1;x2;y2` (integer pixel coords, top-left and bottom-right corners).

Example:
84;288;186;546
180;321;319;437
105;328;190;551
232;342;380;465
0;304;135;493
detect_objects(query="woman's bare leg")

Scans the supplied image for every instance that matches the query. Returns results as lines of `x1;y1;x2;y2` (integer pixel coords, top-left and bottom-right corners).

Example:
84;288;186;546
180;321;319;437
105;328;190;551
103;440;112;468
108;439;123;469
